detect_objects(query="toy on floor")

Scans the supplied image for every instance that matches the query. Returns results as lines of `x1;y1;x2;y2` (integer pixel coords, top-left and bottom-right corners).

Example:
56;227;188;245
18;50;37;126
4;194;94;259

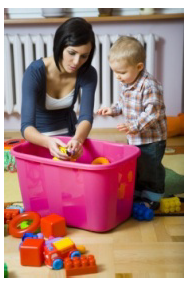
167;113;184;138
41;213;66;238
4;263;8;278
9;211;41;238
76;245;86;254
4;139;25;172
44;237;81;269
4;209;20;224
6;205;25;213
65;255;97;277
91;157;110;165
132;203;154;221
6;211;98;275
20;238;45;266
159;196;181;213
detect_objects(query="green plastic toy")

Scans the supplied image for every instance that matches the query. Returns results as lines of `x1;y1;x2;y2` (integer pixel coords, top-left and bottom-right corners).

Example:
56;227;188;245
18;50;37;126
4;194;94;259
4;263;8;278
4;150;16;172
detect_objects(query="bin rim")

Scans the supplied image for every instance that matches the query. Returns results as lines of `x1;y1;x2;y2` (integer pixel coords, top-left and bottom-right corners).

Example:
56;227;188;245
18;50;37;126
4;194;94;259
11;137;141;171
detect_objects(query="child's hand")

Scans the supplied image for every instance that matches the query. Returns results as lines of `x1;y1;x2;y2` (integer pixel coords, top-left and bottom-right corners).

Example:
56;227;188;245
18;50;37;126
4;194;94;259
96;107;113;116
117;123;138;135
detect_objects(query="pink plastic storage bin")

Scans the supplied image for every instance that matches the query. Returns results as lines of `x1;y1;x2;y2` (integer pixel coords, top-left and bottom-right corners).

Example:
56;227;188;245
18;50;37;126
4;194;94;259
11;137;140;232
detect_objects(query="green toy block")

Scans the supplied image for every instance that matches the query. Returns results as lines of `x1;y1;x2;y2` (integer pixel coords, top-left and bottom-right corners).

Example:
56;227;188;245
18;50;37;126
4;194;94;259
4;263;8;278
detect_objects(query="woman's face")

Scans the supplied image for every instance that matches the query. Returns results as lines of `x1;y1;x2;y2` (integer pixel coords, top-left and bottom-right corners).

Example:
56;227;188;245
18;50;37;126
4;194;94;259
61;42;92;73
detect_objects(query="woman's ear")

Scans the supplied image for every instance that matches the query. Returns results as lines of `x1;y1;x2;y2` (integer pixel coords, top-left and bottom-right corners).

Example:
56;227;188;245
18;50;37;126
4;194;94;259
137;62;144;72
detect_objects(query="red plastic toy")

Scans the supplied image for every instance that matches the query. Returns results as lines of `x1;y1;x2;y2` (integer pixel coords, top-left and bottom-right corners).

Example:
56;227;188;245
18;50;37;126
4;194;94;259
4;139;25;150
65;255;97;277
44;237;80;270
41;213;66;238
4;209;20;224
9;211;41;238
20;238;45;266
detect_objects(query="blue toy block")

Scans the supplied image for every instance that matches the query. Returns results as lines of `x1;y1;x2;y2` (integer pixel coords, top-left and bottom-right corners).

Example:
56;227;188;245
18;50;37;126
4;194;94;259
132;203;154;221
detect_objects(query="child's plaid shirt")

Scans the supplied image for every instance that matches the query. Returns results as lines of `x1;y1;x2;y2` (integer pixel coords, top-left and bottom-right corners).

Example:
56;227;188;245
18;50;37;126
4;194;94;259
111;69;167;145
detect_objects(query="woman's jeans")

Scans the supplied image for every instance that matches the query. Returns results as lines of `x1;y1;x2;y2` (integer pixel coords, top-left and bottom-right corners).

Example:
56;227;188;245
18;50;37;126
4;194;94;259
135;140;166;202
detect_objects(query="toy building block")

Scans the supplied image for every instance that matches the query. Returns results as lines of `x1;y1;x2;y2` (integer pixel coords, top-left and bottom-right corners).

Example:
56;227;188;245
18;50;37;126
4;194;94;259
4;263;8;278
7;205;25;213
160;197;181;213
4;209;20;224
53;237;74;251
65;255;98;277
41;213;66;238
20;238;45;266
132;203;154;221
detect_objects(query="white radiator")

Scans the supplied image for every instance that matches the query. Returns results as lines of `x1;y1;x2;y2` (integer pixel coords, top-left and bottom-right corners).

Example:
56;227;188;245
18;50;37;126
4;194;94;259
4;33;158;115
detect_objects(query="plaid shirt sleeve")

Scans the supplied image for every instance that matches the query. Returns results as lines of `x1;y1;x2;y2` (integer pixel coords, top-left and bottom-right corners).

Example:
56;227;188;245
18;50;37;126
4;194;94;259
129;83;164;132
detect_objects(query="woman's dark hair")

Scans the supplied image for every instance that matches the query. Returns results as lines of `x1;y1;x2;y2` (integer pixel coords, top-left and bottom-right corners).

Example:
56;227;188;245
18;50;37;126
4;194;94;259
53;17;96;73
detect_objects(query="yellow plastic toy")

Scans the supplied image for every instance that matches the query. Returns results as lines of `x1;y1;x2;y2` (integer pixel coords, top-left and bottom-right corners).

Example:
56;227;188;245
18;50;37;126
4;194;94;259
76;245;86;254
53;147;76;162
160;197;181;213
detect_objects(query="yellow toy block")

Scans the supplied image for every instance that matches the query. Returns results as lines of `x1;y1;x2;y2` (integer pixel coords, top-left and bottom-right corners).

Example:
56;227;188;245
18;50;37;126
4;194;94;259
53;237;75;251
59;147;67;154
160;197;181;213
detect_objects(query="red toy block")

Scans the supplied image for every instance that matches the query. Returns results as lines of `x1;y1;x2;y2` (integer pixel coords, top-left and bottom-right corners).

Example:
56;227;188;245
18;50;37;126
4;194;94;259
65;255;98;277
4;209;20;224
20;238;45;266
40;214;66;238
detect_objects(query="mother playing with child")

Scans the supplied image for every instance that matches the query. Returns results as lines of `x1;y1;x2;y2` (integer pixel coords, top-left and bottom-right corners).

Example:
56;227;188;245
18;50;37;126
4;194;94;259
21;17;97;160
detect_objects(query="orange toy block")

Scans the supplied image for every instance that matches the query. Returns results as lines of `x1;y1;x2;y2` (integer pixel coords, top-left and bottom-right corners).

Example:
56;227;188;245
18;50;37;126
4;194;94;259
20;238;45;266
40;214;66;238
4;209;20;224
65;255;98;277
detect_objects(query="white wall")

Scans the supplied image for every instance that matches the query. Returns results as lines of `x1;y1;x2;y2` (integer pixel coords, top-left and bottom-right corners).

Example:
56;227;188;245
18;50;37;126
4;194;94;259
4;8;184;130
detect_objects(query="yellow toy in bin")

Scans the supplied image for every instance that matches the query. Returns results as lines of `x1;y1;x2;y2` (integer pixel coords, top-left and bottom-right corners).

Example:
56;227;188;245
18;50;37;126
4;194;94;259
53;146;76;162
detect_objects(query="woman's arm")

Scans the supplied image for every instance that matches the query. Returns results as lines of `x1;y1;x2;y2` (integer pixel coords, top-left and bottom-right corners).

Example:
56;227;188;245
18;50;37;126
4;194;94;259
72;120;92;144
24;126;68;159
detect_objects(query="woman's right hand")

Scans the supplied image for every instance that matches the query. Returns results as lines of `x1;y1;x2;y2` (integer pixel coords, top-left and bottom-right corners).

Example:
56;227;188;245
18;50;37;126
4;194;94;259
96;107;113;116
46;137;70;160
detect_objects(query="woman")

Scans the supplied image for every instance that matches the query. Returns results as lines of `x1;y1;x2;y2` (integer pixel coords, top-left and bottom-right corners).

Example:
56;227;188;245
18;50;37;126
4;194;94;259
21;17;97;160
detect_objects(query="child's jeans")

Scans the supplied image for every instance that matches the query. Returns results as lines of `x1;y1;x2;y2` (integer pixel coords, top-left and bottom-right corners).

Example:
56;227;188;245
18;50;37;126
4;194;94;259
135;140;166;202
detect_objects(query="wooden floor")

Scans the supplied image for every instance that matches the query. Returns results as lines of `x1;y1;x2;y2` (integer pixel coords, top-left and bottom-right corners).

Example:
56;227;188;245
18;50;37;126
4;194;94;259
4;216;184;278
4;130;184;278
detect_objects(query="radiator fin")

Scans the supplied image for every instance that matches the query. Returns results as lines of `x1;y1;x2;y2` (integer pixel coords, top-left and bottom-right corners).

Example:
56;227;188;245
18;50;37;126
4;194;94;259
4;34;158;115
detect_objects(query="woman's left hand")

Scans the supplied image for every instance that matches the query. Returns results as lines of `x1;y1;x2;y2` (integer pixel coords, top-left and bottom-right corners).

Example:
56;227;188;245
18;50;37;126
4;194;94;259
66;138;83;159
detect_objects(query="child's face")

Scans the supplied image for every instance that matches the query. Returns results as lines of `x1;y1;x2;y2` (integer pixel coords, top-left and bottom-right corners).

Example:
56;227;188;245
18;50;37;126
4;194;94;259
109;60;144;85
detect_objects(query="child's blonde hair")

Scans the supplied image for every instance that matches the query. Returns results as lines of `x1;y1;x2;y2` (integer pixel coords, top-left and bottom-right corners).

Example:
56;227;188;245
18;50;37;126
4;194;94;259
108;36;146;66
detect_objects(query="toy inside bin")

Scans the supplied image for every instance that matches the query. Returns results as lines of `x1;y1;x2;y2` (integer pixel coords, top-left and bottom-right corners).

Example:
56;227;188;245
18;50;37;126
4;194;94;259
11;137;140;232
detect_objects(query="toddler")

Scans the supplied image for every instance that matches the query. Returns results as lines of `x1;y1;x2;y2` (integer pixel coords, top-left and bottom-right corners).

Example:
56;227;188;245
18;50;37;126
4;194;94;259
97;36;167;209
